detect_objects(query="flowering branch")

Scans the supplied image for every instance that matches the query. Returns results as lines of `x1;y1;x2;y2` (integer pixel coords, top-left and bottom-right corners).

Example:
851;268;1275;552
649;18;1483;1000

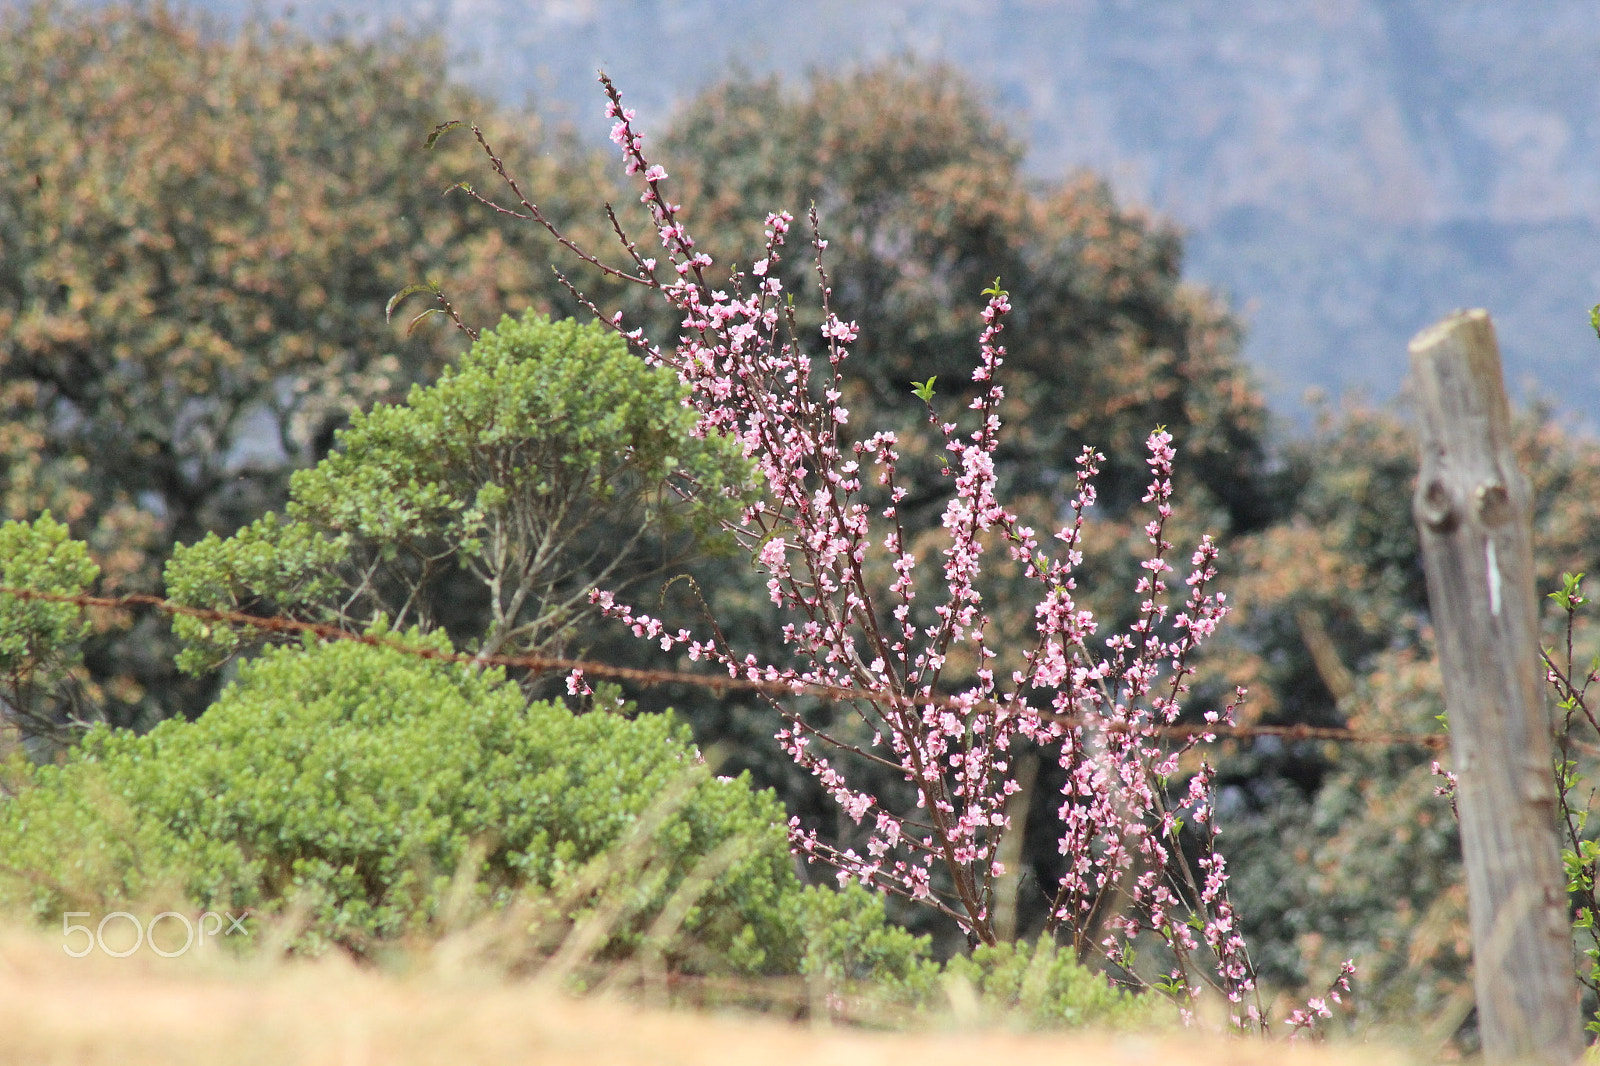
446;73;1359;1030
1285;961;1356;1039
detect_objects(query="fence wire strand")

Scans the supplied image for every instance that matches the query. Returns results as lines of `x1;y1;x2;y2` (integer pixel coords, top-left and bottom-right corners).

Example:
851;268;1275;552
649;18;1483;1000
0;585;1448;750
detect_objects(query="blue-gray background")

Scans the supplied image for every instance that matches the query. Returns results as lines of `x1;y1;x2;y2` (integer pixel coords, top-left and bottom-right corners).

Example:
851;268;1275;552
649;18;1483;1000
46;0;1600;428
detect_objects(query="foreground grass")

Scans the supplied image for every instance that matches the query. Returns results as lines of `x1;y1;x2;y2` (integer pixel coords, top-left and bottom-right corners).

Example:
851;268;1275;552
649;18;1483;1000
0;921;1425;1066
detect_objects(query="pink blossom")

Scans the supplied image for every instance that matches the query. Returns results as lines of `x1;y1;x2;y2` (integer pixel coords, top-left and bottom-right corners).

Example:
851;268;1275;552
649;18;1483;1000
546;74;1282;1028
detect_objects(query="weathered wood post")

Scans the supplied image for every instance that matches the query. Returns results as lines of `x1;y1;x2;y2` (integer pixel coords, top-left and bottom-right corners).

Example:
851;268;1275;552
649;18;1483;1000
1409;309;1581;1064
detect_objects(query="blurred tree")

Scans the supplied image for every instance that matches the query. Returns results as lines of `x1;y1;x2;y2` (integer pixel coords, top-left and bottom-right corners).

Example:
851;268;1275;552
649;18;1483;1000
660;62;1274;528
0;0;626;731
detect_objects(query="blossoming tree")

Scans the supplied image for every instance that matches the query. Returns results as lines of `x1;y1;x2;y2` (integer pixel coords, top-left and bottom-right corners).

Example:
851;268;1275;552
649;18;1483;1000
419;76;1353;1031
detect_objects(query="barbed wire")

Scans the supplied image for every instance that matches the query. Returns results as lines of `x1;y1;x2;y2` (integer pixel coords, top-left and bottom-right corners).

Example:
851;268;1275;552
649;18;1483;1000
0;585;1448;751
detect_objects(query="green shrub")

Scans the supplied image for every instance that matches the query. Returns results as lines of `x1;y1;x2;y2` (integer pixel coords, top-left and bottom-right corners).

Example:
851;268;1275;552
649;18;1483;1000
795;882;1152;1030
0;513;100;743
0;634;1149;1027
798;895;1153;1032
929;938;1157;1030
0;635;802;972
165;311;751;674
798;879;937;989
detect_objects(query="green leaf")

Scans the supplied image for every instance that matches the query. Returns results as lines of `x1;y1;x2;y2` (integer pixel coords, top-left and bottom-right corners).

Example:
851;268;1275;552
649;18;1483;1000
385;282;438;322
405;307;443;337
423;119;463;150
1551;571;1588;611
1153;972;1186;997
911;376;937;403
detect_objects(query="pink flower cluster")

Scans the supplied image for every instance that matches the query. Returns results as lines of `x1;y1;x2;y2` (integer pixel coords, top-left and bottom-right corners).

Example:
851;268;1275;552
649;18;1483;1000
1285;960;1356;1039
538;74;1340;1026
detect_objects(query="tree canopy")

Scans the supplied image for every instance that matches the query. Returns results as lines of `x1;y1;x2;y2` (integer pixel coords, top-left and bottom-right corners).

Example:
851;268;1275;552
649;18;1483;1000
0;0;624;728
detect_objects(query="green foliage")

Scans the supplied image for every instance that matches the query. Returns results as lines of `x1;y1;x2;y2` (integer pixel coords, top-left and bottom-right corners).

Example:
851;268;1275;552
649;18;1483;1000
798;880;937;990
0;513;100;740
165;311;751;672
163;513;350;674
0;633;1150;1029
797;898;1155;1032
0;637;801;971
798;887;1152;1030
1543;572;1600;1033
0;513;98;675
0;1;629;731
1218;650;1464;1024
931;938;1156;1031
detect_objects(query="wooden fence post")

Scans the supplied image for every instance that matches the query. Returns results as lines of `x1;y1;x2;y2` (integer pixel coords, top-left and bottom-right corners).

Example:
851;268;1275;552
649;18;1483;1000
1409;309;1581;1064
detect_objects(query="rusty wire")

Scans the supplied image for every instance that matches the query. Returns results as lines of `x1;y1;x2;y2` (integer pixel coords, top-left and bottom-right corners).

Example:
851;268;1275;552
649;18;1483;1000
0;585;1449;751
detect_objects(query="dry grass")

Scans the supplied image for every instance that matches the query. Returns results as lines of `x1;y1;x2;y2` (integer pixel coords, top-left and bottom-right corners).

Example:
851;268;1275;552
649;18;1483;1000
0;921;1428;1066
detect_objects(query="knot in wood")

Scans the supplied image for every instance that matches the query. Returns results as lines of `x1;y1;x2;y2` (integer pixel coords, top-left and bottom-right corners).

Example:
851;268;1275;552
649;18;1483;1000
1417;476;1458;532
1475;480;1511;527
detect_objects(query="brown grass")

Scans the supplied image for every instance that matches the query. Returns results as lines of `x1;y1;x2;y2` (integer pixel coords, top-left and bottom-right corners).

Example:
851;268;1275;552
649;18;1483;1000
0;922;1429;1066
